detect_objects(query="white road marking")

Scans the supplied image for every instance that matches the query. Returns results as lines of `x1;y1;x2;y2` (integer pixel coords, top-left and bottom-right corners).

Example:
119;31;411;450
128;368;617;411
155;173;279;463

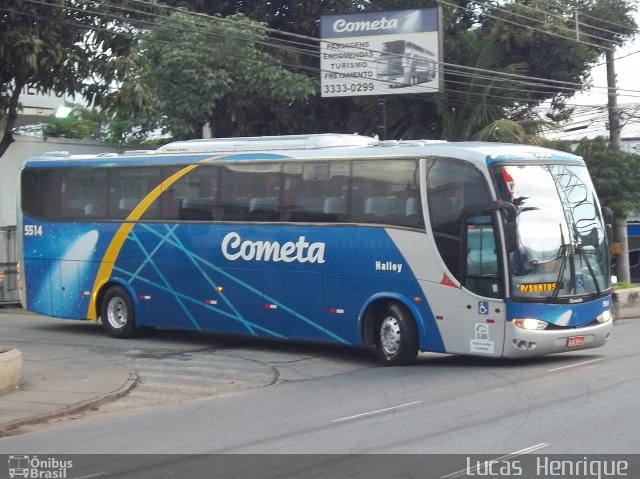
332;400;423;423
440;443;550;479
547;358;603;372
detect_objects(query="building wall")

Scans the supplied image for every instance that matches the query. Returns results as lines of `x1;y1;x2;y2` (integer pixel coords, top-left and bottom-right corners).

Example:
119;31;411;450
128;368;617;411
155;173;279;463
0;135;123;227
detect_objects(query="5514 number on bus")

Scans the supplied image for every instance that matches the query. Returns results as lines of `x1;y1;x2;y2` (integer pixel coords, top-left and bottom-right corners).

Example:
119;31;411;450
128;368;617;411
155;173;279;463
24;224;43;236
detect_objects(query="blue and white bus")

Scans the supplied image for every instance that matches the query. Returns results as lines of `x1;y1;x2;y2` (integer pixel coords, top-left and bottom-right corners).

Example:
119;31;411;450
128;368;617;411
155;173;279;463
18;134;613;365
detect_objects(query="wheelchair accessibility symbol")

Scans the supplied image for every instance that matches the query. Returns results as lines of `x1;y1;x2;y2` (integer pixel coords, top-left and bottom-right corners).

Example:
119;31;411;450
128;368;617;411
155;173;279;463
478;301;489;315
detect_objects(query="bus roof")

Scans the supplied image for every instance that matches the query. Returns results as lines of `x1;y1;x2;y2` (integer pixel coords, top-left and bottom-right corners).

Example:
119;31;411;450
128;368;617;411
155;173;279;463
23;134;583;168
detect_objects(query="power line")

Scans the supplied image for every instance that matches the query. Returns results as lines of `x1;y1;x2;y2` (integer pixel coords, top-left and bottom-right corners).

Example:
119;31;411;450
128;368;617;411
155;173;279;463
436;0;614;51
480;0;638;40
474;0;624;45
13;0;640;99
528;0;640;35
7;0;640;133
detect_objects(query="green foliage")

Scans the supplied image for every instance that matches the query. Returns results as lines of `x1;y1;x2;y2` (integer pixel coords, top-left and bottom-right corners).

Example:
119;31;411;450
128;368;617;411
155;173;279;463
42;106;103;141
6;1;637;145
437;35;531;141
0;0;146;157
477;1;600;106
160;0;358;38
472;118;553;144
39;105;153;146
329;0;636;140
111;11;317;139
579;0;638;48
572;137;640;223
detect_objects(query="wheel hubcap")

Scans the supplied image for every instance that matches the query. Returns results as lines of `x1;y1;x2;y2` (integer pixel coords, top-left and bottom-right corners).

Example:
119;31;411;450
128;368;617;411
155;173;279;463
106;297;127;329
380;316;401;355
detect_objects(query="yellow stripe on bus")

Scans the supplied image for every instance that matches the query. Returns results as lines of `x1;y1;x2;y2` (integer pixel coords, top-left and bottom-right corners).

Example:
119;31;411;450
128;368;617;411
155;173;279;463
87;160;213;320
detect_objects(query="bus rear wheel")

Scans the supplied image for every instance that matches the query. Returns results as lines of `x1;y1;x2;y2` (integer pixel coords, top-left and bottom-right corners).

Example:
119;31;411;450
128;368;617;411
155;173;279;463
375;303;418;366
101;285;140;339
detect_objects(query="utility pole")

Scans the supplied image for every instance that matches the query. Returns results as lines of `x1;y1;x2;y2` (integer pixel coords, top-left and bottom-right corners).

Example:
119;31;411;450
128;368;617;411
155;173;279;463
606;48;622;147
606;45;630;282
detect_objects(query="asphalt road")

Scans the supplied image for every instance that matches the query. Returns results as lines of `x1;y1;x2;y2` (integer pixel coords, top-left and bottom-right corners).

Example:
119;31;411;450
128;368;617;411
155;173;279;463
1;311;639;476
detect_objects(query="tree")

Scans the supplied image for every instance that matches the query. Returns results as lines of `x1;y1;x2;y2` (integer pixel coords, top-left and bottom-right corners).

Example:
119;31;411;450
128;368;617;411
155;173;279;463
0;0;152;158
159;0;358;38
41;105;104;140
157;1;635;140
111;11;317;139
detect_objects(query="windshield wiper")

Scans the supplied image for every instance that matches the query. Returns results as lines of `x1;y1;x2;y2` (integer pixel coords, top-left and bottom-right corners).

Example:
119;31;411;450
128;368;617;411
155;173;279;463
551;223;575;300
550;223;603;300
571;224;602;295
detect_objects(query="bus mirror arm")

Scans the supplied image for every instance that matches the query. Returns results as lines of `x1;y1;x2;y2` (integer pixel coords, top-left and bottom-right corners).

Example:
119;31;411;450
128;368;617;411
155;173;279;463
493;200;517;221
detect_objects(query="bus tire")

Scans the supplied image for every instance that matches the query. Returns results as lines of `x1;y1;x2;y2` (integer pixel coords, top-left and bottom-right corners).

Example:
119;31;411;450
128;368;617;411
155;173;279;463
101;285;140;339
375;302;418;366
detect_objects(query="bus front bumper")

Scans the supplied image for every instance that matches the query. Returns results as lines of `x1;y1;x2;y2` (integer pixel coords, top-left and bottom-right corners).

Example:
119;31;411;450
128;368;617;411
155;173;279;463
502;319;614;358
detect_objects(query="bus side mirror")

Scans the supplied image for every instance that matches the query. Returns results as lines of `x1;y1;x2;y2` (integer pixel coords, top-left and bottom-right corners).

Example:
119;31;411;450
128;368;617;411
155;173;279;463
602;207;613;247
493;201;518;252
503;222;517;253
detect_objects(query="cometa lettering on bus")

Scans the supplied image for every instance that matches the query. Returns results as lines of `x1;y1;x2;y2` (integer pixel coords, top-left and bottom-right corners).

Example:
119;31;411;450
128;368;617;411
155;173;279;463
221;232;326;264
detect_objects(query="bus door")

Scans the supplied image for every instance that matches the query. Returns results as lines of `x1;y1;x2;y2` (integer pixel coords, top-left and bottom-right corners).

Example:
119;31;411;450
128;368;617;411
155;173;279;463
459;212;506;357
426;158;506;356
51;260;79;318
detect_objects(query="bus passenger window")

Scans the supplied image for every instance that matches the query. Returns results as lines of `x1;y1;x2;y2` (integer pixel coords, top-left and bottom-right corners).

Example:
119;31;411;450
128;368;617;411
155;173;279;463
164;166;218;221
109;168;160;220
352;159;421;228
284;162;348;223
220;164;281;222
61;169;108;219
21;169;62;220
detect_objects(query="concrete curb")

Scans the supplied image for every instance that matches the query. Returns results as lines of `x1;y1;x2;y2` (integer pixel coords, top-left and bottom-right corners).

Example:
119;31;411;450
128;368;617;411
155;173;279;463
613;287;640;320
0;347;22;393
0;369;138;437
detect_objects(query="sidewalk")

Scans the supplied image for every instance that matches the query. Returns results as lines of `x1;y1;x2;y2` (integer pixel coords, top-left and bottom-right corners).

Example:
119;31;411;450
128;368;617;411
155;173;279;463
0;340;137;437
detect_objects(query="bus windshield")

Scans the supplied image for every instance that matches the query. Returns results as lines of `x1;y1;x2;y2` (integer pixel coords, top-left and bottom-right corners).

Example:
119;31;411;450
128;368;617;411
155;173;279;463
494;164;610;300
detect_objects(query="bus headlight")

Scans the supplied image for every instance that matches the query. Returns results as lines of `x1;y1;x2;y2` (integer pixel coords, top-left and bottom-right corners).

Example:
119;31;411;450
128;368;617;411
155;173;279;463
596;310;613;323
513;318;548;330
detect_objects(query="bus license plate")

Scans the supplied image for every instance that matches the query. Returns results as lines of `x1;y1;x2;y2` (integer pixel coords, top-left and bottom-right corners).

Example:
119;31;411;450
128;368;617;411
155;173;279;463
567;336;585;347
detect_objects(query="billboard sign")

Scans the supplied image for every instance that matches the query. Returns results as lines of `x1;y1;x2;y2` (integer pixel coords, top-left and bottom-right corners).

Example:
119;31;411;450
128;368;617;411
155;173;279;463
320;8;441;97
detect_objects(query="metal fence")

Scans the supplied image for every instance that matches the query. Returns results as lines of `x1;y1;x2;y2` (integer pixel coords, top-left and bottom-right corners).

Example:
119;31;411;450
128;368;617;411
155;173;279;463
0;226;19;304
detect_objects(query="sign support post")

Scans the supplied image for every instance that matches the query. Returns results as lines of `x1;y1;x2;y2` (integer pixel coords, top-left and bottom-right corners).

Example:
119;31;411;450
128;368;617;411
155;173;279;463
378;97;386;140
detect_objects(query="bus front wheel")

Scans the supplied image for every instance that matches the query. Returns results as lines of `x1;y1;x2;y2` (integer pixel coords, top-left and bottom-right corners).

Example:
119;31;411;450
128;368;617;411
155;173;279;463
101;285;140;339
375;303;418;366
